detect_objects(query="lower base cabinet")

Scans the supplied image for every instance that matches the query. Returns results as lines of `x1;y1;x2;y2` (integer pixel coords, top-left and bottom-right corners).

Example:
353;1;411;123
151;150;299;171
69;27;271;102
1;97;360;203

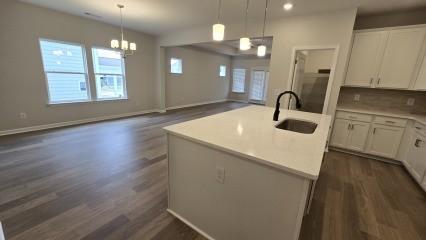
365;124;405;159
330;111;406;160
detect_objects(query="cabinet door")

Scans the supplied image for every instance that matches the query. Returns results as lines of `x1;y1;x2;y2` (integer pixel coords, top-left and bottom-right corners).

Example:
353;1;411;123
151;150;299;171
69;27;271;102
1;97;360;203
415;51;426;90
346;121;370;152
366;124;405;159
330;119;351;148
409;135;426;182
377;28;426;89
345;31;387;87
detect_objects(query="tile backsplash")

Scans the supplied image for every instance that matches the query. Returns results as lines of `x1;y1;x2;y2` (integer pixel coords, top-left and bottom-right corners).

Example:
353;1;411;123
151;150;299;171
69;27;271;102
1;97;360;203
337;87;426;115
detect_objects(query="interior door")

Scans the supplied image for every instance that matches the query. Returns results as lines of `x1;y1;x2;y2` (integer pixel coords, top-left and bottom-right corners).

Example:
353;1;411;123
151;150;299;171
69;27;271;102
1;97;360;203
289;52;306;110
366;124;404;158
249;70;268;104
346;121;370;152
377;28;426;89
330;119;351;148
345;31;388;87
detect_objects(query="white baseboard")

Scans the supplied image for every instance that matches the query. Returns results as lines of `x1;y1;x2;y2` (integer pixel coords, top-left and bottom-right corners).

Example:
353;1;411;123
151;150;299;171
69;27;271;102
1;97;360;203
329;147;401;165
227;99;249;103
167;209;214;240
165;99;228;110
0;109;162;136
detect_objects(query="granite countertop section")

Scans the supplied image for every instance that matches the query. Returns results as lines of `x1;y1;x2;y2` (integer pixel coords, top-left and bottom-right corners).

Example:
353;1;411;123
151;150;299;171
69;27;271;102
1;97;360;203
336;105;426;125
164;105;332;180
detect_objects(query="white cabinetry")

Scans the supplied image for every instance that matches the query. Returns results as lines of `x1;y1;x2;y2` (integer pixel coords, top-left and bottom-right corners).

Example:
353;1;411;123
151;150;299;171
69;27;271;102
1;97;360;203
365;124;405;158
331;110;406;160
377;28;426;89
345;31;387;87
404;123;426;190
415;49;426;90
345;26;426;90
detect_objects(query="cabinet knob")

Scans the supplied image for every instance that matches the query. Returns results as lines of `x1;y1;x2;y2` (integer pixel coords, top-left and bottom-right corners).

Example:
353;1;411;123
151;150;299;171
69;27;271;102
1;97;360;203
415;139;423;148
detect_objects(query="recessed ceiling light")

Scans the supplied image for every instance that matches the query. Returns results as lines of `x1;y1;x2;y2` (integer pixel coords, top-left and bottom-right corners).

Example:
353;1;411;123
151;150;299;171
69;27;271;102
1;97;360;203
283;3;293;11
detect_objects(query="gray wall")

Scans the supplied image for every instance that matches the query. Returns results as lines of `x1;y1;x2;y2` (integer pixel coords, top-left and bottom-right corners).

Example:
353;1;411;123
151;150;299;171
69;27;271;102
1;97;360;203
228;56;271;102
165;46;231;108
158;8;357;115
0;0;157;132
354;8;426;30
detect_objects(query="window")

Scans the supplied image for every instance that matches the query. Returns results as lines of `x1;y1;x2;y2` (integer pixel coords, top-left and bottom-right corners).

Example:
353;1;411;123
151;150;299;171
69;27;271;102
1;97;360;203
219;65;226;77
232;69;246;93
170;58;183;74
250;70;268;101
39;39;90;103
92;48;126;99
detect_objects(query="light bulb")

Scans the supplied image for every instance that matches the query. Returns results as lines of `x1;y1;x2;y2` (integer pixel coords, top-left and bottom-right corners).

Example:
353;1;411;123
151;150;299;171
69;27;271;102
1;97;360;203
283;3;293;10
111;39;119;48
130;42;137;51
212;23;225;41
239;37;251;51
257;45;266;57
121;40;128;50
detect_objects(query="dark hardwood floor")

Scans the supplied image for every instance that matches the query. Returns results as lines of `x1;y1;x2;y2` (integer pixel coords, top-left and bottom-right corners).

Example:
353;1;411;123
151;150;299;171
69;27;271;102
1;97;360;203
0;102;425;240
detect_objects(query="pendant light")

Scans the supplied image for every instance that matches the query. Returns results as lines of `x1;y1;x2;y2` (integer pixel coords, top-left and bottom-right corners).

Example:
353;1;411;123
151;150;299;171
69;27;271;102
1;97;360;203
239;0;251;51
212;0;225;41
111;4;136;58
257;0;269;57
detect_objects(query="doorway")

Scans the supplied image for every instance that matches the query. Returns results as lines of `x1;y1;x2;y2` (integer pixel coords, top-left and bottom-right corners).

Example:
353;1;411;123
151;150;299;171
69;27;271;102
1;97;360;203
249;68;269;104
288;46;339;114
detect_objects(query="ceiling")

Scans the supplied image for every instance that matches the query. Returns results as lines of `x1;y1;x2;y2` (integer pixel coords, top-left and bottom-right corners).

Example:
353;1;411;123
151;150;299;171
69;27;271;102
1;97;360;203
192;37;273;56
20;0;426;35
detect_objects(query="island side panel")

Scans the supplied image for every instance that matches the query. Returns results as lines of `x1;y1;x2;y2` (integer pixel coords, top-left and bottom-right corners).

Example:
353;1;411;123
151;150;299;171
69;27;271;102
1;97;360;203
167;134;311;240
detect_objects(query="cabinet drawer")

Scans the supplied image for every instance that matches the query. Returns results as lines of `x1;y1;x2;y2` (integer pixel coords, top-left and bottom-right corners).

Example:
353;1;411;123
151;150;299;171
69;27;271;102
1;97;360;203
414;122;426;137
336;111;372;122
373;116;407;127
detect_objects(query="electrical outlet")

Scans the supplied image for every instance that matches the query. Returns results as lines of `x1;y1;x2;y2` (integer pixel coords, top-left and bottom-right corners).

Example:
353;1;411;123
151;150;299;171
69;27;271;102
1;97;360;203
19;112;27;119
216;166;225;184
354;94;360;102
407;98;415;106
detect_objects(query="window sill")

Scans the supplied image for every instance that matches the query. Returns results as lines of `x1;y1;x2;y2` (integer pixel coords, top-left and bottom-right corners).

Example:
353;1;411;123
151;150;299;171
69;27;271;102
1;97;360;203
47;98;129;106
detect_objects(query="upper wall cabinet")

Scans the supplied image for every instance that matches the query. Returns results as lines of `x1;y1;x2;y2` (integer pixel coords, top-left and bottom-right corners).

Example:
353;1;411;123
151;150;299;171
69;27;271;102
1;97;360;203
345;26;426;90
345;31;388;87
378;28;426;89
415;49;426;90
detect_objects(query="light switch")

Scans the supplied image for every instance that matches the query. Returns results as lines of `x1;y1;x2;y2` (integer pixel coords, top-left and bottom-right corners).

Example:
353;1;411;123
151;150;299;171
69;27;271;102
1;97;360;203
216;166;225;184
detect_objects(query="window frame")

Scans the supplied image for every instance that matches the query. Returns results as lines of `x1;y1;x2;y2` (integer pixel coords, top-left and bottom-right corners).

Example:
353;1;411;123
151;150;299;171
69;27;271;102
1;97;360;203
91;46;128;101
39;38;91;104
170;57;183;74
219;65;227;77
232;68;246;93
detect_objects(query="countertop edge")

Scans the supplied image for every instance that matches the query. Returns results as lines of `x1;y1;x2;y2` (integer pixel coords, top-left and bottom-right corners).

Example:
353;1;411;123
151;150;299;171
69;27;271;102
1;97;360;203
163;128;320;180
336;107;426;125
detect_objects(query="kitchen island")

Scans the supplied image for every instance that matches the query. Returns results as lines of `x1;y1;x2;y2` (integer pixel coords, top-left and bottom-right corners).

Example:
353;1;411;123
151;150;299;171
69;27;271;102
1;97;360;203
163;105;331;240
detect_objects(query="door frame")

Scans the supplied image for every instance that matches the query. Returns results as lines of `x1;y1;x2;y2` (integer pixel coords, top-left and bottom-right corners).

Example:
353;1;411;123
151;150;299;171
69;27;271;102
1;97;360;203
287;45;340;114
248;67;269;105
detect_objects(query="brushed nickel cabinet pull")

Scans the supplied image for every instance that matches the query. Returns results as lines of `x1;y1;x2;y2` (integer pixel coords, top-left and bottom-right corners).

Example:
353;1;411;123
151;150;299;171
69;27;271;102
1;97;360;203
348;123;351;130
370;78;374;85
377;78;381;85
373;128;376;134
385;120;395;124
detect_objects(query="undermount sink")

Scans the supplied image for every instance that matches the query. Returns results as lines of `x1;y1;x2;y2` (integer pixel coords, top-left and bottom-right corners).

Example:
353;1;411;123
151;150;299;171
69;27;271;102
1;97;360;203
275;119;318;134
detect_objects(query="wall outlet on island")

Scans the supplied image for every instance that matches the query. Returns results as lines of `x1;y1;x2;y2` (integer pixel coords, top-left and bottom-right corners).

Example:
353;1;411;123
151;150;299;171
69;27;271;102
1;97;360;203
216;166;225;184
353;94;360;102
407;98;415;106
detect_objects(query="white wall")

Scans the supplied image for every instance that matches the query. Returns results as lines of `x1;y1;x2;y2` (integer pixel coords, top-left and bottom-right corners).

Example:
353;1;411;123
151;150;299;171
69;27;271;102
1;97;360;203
229;56;271;102
0;0;157;132
157;8;357;115
304;50;335;73
165;46;231;108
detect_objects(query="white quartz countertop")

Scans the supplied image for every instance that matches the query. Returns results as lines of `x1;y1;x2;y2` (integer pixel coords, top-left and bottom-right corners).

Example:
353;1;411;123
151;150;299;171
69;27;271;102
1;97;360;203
336;106;426;125
163;105;332;180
